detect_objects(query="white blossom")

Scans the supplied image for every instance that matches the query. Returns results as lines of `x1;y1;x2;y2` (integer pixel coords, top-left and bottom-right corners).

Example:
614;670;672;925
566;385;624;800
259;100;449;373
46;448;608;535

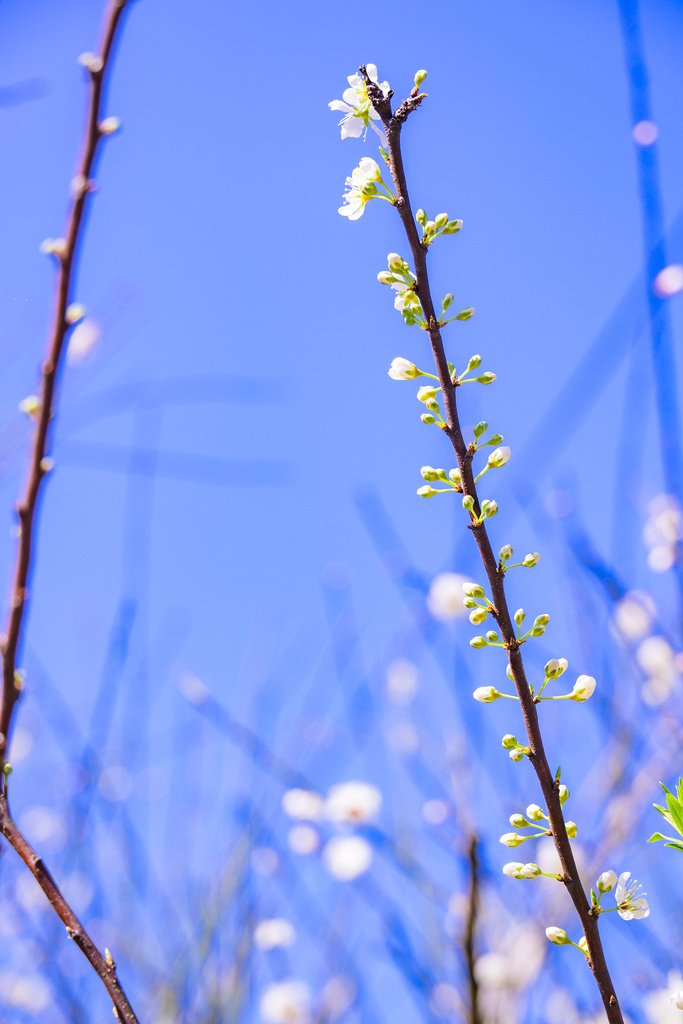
282;788;324;821
325;781;381;824
597;869;617;893
473;686;501;703
545;926;569;945
328;64;389;141
487;446;511;469
615;871;649;920
254;918;296;950
323;835;372;880
569;674;596;702
260;980;312;1024
287;825;320;855
427;572;471;620
338;157;383;220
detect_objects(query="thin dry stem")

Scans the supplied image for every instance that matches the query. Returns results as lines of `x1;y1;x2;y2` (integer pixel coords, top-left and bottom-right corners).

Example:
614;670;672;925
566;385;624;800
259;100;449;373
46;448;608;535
0;2;140;1020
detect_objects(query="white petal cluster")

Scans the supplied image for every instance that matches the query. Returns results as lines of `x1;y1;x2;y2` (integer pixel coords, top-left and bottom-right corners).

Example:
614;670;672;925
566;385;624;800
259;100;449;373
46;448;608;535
427;572;471;621
338;157;382;220
328;64;389;141
260;980;312;1024
254;918;296;950
282;788;325;821
323;835;372;881
615;871;649;920
325;781;381;824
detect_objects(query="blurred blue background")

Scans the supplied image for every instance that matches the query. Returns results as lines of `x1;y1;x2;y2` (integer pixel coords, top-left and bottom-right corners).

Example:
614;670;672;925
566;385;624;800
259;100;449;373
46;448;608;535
0;0;682;1021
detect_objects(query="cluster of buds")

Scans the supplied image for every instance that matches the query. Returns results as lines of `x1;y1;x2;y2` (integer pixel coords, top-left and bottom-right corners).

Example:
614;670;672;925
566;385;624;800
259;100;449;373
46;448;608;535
533;658;596;703
462;493;498;525
377;253;426;326
589;870;650;921
501;733;532;762
417;465;462;499
453;353;495;386
415;207;463;247
462;581;492;625
499;803;577;848
470;420;503;452
498;545;541;572
545;927;589;956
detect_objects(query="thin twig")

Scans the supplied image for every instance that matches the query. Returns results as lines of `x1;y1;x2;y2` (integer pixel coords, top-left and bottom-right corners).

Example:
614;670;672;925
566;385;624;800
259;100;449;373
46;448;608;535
0;2;141;1020
463;836;482;1024
362;67;625;1023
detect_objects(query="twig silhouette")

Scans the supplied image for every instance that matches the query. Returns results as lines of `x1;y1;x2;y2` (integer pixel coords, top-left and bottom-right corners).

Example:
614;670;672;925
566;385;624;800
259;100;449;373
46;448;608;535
0;2;140;1020
362;67;625;1022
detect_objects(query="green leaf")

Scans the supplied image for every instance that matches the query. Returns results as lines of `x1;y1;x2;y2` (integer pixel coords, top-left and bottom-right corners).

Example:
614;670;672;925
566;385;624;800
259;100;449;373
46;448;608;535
664;841;683;853
648;832;666;843
555;765;562;782
664;791;683;836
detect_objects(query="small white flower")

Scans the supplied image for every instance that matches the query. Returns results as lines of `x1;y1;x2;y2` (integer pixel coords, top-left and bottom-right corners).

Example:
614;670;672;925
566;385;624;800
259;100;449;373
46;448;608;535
99;116;120;135
282;788;324;821
427;572;471;621
544;658;568;680
487;446;511;469
325;781;381;824
260;980;312;1024
66;303;86;325
338;157;383;220
569;674;596;702
518;862;541;878
19;395;41;418
596;869;617;893
323;835;372;880
615;871;649;920
254;918;296;950
502;861;524;878
388;357;419;380
526;804;545;821
328;64;389;141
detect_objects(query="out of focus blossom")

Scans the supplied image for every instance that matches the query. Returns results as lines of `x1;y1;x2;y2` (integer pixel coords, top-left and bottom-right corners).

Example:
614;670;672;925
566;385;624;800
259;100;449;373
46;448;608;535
282;788;325;821
323;835;372;880
612;591;654;640
254;919;296;950
287;825;320;855
260;980;312;1024
325;781;381;824
427;572;472;620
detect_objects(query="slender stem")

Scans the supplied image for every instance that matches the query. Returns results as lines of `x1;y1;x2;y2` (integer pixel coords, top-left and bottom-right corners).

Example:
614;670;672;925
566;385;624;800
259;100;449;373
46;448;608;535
0;792;139;1022
0;3;141;1020
363;69;624;1023
464;836;482;1024
0;0;130;762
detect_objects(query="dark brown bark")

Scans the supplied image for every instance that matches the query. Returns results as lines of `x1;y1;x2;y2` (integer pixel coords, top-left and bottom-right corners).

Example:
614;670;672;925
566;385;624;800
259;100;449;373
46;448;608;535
363;68;624;1023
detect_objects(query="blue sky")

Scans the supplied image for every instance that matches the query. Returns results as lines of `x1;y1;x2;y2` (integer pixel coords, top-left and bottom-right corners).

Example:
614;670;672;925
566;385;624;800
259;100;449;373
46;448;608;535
0;0;682;1020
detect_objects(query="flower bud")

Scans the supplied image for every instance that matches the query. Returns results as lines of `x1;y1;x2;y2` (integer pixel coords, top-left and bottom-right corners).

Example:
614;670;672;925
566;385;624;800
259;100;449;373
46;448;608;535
545;927;569;946
469;636;486;649
78;51;104;73
509;813;527;829
420;466;439;481
569;674;596;702
462;495;475;513
425;398;440;413
499;544;513;562
448;468;462;486
509;748;524;762
414;70;428;87
462;582;485;599
558;784;570;805
488;446;511;469
387;252;404;270
66;303;86;325
505;663;514;681
19;395;41;418
499;832;523;848
514;608;525;626
472;685;500;702
501;734;518;750
415;208;427;226
444;219;463;234
522;552;541;567
442;292;453;310
469;608;488;625
480;499;498;517
378;271;396;285
670;992;683;1011
597;870;617;893
485;630;499;643
487;433;504;446
502;861;524;878
456;306;475;321
388;357;419;380
99;116;121;135
526;804;544;821
518;862;541;878
465;354;482;372
417;385;438;402
475;372;497;385
421;414;436;425
39;237;67;257
565;821;578;838
417;485;437;499
544;658;568;680
578;936;589;956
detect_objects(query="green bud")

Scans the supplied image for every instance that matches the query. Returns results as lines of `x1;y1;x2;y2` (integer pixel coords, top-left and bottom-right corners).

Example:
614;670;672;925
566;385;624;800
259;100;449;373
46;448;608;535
456;306;475;321
475;372;497;385
514;608;525;626
462;495;475;513
499;544;513;562
435;468;449;482
421;413;436;425
481;499;498;518
509;748;524;762
448;468;462;486
558;784;570;805
416;208;427;227
465;354;482;372
522;552;541;567
444;219;463;234
3;763;13;780
487;433;504;446
420;466;439;481
469;608;488;625
414;69;428;87
387;252;404;271
417;485;437;499
417;386;438;402
485;630;499;643
463;582;485;599
470;636;487;649
565;821;578;838
425;398;440;413
442;292;454;310
501;734;519;750
473;420;488;439
434;212;449;229
509;813;528;829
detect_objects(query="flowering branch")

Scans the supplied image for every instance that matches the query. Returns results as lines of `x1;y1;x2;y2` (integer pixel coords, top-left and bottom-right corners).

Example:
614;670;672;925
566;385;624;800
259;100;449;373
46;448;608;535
0;2;140;1020
333;64;627;1022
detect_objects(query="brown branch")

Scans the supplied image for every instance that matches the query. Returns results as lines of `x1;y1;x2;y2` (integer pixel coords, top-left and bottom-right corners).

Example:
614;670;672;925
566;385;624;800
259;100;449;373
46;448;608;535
362;67;624;1023
463;836;482;1024
0;0;129;762
0;792;139;1022
0;3;141;1021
